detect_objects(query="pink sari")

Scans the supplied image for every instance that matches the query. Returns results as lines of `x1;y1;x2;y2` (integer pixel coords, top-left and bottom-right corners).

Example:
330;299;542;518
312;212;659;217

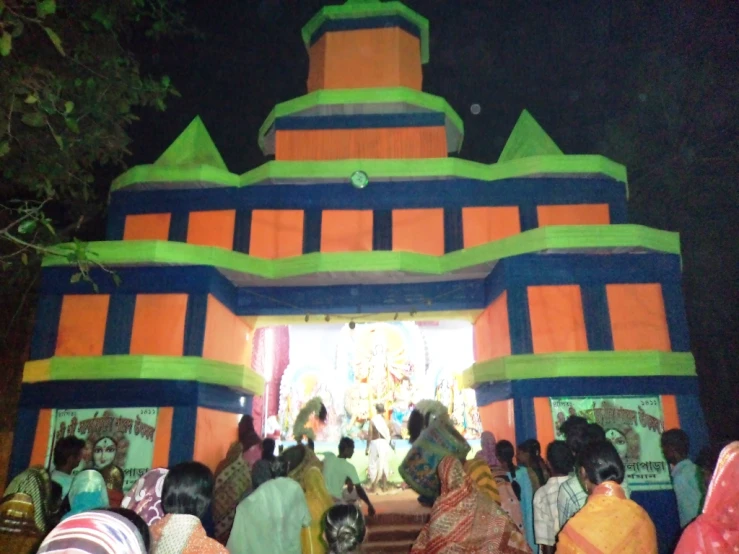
674;441;739;554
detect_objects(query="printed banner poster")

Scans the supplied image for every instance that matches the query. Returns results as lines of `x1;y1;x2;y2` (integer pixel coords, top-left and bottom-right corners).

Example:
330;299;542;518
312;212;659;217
46;408;159;490
550;396;671;491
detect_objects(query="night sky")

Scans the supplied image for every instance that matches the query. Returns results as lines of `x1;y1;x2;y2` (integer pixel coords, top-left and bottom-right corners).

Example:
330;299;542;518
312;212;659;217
124;0;738;439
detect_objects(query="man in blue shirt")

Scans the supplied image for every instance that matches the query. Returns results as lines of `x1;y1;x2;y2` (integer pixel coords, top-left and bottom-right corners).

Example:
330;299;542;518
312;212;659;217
661;429;703;527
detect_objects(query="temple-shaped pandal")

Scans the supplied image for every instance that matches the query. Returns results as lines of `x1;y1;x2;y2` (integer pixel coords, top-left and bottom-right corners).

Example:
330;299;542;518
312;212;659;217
11;0;706;550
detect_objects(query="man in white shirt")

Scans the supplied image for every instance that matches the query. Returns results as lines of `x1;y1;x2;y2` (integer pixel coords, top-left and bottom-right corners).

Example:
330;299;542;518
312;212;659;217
534;441;574;553
661;429;703;527
50;435;86;499
322;437;376;516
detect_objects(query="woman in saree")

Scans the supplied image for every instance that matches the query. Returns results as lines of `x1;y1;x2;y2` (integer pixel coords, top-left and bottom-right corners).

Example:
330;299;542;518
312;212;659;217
558;441;657;554
411;456;531;553
464;458;500;503
497;440;535;552
674;441;738;554
212;414;260;544
517;439;551;493
0;467;54;554
476;432;524;530
121;468;169;525
37;510;147;554
64;469;109;519
299;465;334;554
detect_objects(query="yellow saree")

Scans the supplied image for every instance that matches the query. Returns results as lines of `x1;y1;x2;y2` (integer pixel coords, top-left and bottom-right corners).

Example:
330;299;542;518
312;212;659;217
300;466;333;554
464;458;501;504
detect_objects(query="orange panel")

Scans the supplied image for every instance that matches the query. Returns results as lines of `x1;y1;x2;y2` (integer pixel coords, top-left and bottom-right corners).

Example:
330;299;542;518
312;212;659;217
187;210;236;250
129;294;188;356
537;204;610;227
534;398;556;451
152;407;173;469
478;400;515;444
392;208;444;256
275;127;447;161
203;295;251;366
473;292;511;361
193;408;240;473
462;207;521;249
661;395;680;431
249;210;304;259
528;285;588;354
307;28;421;91
321;210;373;253
606;284;671;351
30;409;52;467
123;213;171;241
55;295;110;356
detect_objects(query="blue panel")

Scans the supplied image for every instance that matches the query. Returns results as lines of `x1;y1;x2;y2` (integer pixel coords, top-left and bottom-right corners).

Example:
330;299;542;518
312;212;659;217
675;395;709;459
513;396;536;445
661;283;691;352
7;408;40;486
581;285;614;350
275;112;445;130
103;294;136;355
110;177;625;214
303;210;322;254
169;405;197;465
507;287;533;354
519;202;538;231
233;209;252;253
443;208;462;253
308;15;421;46
483;265;507;305
609;197;628;224
168;211;188;242
183;294;207;357
631;490;680;554
106;207;126;240
475;376;701;406
29;294;62;360
18;380;250;411
373;210;391;250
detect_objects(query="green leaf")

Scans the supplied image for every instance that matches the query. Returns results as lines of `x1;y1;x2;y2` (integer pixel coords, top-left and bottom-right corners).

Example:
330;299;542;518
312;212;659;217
91;282;99;293
36;0;56;18
112;273;122;287
53;132;64;150
64;100;74;114
25;94;38;104
0;141;9;158
43;26;65;56
21;113;46;128
65;118;80;134
18;220;37;234
21;253;28;265
70;272;82;284
0;32;11;57
1;262;11;271
161;75;171;88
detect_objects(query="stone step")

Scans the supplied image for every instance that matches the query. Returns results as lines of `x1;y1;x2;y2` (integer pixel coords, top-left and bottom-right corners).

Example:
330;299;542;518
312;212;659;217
362;539;414;553
368;511;430;527
367;523;424;543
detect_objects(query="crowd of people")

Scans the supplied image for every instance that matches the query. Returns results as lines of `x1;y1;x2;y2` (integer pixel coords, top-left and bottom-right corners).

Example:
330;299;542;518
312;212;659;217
0;409;735;553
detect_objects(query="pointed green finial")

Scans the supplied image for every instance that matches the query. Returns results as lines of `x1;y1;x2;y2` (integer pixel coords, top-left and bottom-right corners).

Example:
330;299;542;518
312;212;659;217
154;116;228;170
498;109;563;163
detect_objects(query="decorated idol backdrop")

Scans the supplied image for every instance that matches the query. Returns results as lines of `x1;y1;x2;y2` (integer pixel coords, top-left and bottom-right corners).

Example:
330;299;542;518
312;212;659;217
278;321;480;442
550;396;670;491
46;407;159;490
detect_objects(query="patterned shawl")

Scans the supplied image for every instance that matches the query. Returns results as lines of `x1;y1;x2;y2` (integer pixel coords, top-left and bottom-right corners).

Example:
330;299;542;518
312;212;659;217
213;442;252;544
558;481;657;554
37;510;146;554
121;468;169;525
464;458;501;504
411;457;532;554
64;470;109;520
4;467;51;533
675;441;739;554
0;493;43;554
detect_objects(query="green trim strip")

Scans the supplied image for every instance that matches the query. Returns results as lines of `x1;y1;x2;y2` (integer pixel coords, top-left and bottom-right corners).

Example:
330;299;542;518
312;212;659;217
302;1;430;64
461;351;696;388
23;355;265;395
111;155;627;193
43;225;680;281
257;87;464;153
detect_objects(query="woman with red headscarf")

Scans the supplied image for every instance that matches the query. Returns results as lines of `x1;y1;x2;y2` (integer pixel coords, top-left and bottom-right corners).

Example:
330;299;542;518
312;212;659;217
411;456;531;553
674;441;738;554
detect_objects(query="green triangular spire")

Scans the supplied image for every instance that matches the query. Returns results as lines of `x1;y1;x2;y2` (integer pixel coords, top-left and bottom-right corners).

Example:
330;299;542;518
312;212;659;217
154;116;227;170
498;110;563;163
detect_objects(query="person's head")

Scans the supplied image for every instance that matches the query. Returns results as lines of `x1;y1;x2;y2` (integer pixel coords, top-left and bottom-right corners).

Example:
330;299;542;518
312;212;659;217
547;440;575;476
53;436;86;472
93;436;117;469
269;457;289;479
577;441;625;494
101;465;124;493
339;437;355;459
262;438;276;460
560;416;589;455
318;403;328;423
661;429;690;465
238;415;257;445
162;461;213;520
516;439;542;467
104;507;151;552
375;403;385;415
407;409;425;444
37;511;147;554
605;428;629;460
495;439;515;465
324;503;366;553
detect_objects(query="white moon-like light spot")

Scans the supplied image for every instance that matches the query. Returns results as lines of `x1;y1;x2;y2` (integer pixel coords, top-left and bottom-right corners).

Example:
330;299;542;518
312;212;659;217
470;104;481;115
